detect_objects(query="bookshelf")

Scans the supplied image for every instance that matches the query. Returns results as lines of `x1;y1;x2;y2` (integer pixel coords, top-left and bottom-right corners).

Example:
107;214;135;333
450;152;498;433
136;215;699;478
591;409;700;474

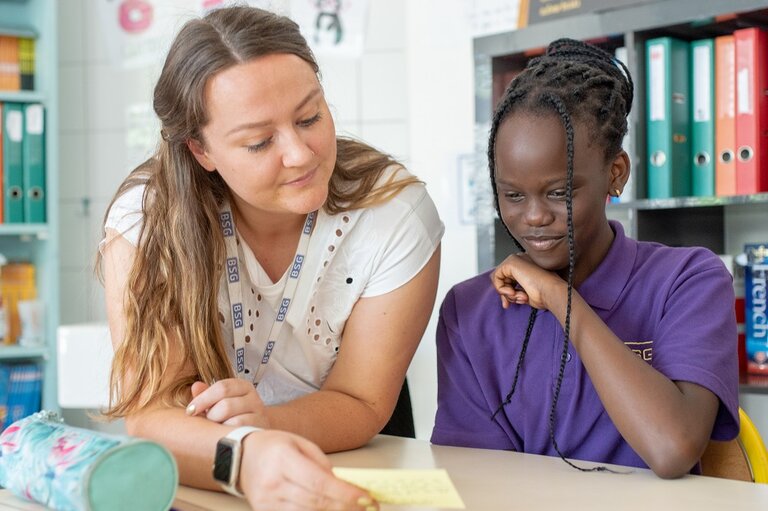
474;0;768;265
0;0;59;413
473;0;768;392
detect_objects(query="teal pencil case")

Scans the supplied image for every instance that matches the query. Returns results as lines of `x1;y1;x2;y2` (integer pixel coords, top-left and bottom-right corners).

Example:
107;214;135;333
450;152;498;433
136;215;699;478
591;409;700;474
0;411;178;511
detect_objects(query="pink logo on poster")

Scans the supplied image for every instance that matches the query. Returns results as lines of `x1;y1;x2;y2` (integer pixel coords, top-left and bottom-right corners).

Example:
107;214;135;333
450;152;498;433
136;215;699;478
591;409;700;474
119;0;153;33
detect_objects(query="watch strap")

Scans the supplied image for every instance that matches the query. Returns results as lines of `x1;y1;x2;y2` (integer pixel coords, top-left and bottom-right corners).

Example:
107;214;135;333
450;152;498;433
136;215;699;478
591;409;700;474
216;426;262;498
227;425;261;443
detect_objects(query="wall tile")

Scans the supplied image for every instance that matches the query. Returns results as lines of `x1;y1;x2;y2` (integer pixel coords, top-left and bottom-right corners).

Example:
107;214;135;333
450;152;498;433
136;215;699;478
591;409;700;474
58;65;86;132
335;120;362;140
360;51;408;121
59;133;87;201
87;277;106;322
317;56;360;123
58;200;90;269
365;0;406;51
59;268;89;324
58;0;85;64
82;2;111;64
360;121;409;161
84;65;155;132
87;130;130;201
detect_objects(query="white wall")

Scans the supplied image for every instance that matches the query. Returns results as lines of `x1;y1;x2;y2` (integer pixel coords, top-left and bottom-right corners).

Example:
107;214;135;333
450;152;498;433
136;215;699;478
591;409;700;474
405;1;477;438
58;0;158;324
316;0;480;440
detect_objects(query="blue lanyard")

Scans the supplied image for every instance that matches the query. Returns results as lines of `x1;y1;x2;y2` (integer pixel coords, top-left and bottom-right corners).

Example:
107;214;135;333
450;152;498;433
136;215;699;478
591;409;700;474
220;201;316;380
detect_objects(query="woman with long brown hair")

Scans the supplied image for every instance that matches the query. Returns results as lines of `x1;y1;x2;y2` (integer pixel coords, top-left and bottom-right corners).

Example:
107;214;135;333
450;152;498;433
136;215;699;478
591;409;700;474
98;5;442;509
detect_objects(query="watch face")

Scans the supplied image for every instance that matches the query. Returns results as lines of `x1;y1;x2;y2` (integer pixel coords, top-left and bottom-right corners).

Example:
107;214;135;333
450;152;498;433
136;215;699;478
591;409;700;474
213;441;234;483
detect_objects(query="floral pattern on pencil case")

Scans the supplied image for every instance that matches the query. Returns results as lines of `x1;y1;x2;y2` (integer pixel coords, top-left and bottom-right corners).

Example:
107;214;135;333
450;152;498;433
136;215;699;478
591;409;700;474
0;411;122;510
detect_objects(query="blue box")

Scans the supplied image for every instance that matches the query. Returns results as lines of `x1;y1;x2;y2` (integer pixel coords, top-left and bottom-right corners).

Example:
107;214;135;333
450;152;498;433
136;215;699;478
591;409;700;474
745;243;768;373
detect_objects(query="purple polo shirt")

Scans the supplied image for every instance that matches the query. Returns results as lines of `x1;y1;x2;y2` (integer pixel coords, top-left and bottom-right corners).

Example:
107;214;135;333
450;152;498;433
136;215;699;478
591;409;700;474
432;221;739;470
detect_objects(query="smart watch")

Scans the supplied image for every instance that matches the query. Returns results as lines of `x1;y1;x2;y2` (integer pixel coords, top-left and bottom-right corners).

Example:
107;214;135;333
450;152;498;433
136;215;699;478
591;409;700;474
212;426;262;497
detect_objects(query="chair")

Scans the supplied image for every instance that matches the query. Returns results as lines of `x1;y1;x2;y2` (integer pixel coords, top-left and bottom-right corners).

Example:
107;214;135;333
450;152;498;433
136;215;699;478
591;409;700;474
700;408;768;483
379;378;416;438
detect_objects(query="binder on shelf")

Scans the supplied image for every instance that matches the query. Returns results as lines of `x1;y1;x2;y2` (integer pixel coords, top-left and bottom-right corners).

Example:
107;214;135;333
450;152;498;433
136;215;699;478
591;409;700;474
744;243;768;378
5;363;41;425
22;104;44;223
690;39;715;197
646;37;691;199
715;35;737;196
5;365;23;425
19;364;41;419
2;102;24;223
18;38;34;92
0;102;3;224
734;28;768;195
0;36;20;92
0;364;10;431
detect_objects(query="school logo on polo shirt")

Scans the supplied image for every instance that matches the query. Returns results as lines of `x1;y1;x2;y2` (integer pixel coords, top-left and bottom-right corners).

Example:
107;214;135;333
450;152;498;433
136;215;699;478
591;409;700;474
624;340;653;362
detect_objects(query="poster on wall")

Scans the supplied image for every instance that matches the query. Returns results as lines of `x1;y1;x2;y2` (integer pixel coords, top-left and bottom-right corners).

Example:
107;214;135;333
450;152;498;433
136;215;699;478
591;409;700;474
289;0;369;57
524;0;661;26
468;0;523;38
468;0;661;37
457;153;481;225
96;0;282;68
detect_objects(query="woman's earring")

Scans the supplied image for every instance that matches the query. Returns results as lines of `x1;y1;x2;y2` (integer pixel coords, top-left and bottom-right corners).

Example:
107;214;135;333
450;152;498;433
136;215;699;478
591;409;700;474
614;188;621;197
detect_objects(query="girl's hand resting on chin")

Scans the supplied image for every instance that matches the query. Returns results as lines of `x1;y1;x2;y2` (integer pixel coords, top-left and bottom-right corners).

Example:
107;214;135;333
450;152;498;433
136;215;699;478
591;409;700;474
491;253;565;310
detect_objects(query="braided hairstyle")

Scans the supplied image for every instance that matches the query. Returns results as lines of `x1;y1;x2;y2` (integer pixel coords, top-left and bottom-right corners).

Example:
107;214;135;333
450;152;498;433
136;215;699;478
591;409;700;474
488;38;633;471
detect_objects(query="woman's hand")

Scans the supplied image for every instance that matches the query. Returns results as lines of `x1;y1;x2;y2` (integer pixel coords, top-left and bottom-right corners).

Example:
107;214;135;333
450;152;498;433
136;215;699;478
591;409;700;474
240;430;378;511
491;253;564;310
186;379;271;428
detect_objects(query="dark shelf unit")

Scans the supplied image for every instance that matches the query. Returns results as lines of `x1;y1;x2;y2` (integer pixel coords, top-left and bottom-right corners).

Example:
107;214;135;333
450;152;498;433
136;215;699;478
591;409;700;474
473;0;768;396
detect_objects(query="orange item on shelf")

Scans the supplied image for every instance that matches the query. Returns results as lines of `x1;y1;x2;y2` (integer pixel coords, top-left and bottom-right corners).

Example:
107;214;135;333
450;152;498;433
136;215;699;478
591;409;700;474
0;263;36;345
734;28;768;194
714;35;737;196
0;36;20;91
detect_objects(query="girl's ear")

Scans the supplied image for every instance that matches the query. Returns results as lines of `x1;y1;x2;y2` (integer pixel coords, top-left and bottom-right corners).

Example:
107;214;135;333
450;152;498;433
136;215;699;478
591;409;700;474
608;150;630;196
187;139;216;172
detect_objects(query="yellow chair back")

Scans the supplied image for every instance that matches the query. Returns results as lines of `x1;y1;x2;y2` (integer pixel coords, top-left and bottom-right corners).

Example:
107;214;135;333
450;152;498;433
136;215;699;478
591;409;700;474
700;407;768;484
738;407;768;483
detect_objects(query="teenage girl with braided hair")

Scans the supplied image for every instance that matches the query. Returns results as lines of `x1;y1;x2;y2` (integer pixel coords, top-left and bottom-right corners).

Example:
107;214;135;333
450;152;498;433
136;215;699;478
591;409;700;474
431;38;739;479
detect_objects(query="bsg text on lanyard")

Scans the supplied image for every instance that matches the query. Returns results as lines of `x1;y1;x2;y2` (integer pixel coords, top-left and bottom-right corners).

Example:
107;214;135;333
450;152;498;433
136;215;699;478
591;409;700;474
220;202;317;382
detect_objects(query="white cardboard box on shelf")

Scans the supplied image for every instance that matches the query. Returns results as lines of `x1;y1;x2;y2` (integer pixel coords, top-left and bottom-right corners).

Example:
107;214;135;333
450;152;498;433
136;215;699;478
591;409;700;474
56;323;112;409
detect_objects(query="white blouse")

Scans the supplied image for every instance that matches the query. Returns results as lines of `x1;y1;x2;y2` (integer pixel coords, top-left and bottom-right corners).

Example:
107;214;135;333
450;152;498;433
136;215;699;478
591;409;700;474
103;169;444;405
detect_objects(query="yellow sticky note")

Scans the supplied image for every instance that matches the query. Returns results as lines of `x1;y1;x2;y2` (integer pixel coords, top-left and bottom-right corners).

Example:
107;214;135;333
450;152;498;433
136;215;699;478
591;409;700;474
332;467;465;509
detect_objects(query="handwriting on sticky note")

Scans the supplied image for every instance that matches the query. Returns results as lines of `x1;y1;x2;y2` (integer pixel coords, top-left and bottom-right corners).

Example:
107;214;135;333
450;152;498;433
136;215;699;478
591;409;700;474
332;468;465;509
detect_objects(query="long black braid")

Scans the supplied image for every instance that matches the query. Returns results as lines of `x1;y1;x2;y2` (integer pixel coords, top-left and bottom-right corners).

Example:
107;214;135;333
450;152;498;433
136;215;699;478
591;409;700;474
488;39;633;472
